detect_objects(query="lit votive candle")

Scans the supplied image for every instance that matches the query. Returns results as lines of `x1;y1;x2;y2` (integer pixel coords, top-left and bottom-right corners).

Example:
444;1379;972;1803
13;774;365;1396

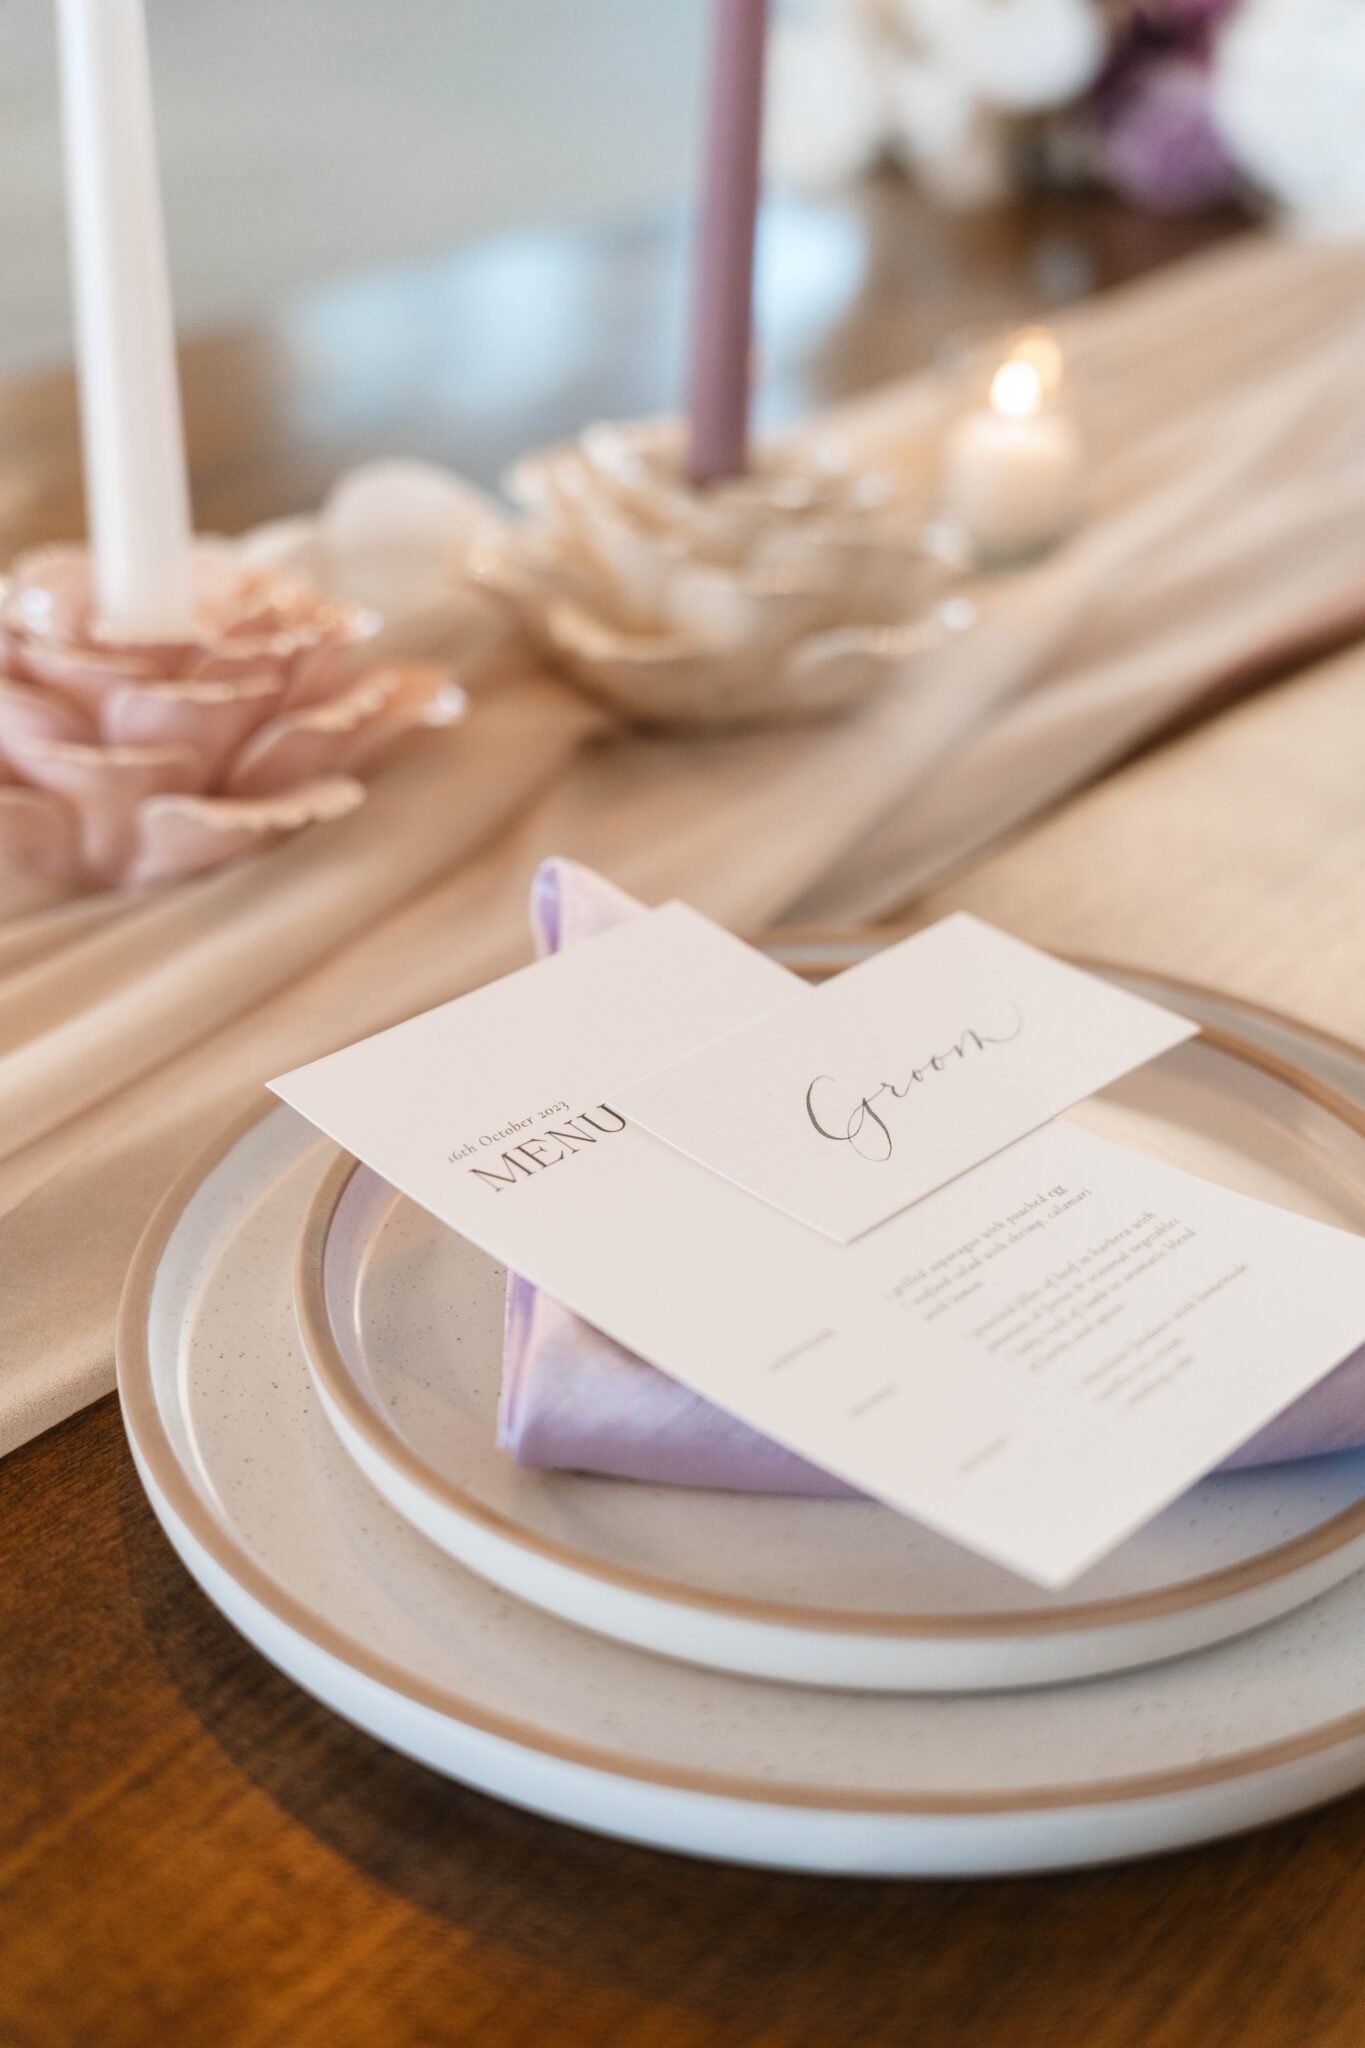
941;353;1084;564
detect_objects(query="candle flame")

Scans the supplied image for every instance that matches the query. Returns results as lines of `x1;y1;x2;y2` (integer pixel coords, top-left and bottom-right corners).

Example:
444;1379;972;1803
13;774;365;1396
1009;327;1064;394
990;359;1043;421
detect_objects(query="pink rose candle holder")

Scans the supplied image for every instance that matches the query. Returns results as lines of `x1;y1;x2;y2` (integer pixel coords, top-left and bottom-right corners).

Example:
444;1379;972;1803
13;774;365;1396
33;8;476;898
0;539;464;891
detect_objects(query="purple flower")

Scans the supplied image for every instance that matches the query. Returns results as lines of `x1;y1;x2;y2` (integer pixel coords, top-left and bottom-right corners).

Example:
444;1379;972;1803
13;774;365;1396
1097;51;1240;211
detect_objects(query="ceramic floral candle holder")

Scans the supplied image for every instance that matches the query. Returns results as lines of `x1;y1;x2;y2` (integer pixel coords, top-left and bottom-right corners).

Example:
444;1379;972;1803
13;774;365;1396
0;535;465;891
472;419;940;728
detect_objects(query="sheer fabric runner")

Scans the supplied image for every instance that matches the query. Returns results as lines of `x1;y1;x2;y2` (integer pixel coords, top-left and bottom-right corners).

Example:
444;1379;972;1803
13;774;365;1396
4;232;1365;1454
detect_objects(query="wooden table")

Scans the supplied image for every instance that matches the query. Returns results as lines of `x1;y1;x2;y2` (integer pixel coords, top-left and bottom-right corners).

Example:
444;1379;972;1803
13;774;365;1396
13;185;1365;2048
0;178;1233;549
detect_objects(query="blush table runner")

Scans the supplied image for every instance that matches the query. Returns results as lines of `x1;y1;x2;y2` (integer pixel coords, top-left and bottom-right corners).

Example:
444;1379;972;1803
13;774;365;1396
2;231;1365;1455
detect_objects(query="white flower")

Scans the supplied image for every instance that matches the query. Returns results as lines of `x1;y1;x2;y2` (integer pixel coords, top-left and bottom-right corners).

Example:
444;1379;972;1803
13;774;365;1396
907;0;1107;114
1213;0;1365;228
764;1;885;190
242;460;511;671
764;0;1104;203
887;58;1015;205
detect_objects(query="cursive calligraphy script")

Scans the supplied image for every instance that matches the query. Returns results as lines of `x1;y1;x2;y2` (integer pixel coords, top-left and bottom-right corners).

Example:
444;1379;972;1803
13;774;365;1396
805;1007;1024;1162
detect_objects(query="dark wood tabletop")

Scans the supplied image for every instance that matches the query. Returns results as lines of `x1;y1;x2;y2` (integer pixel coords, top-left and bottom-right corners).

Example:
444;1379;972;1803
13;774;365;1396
0;178;1232;548
13;184;1358;2048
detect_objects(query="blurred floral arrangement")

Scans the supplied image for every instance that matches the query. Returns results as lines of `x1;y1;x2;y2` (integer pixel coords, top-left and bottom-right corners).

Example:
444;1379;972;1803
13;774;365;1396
768;0;1365;224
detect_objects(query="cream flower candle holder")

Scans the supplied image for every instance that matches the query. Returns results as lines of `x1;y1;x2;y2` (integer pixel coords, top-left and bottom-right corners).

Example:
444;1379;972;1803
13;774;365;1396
473;420;941;728
0;537;465;891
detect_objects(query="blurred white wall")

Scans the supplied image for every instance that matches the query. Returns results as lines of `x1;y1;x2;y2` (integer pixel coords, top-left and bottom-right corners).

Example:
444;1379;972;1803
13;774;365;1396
0;0;706;371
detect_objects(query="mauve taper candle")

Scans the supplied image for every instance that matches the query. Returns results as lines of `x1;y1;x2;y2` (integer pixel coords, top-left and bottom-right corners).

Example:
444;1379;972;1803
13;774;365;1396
686;0;769;487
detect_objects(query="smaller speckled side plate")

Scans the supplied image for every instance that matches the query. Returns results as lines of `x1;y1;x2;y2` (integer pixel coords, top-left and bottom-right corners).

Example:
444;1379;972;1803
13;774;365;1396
297;977;1365;1692
119;1101;1365;1874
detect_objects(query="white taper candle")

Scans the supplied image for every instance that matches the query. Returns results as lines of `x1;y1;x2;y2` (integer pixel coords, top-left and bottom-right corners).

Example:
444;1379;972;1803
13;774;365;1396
55;0;195;634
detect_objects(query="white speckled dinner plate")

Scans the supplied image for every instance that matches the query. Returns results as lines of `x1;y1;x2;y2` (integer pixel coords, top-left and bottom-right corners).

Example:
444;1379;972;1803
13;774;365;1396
119;1100;1365;1874
295;970;1365;1693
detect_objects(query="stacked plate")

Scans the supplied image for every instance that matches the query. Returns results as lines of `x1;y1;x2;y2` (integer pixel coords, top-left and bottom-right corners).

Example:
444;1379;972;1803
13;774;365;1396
117;949;1365;1876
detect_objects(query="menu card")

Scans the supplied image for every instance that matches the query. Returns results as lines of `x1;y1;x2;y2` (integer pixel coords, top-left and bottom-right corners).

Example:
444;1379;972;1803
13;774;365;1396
273;904;1365;1586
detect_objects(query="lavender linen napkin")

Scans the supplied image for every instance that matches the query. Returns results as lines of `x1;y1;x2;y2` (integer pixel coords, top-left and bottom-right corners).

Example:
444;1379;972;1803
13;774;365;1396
497;859;1365;1488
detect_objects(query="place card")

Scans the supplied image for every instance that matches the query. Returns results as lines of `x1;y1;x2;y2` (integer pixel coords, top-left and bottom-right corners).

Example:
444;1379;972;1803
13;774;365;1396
272;902;1365;1585
617;912;1197;1242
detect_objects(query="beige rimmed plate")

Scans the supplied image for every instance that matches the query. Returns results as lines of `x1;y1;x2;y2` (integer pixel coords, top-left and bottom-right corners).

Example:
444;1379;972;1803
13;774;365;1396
117;1103;1365;1874
296;970;1365;1693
